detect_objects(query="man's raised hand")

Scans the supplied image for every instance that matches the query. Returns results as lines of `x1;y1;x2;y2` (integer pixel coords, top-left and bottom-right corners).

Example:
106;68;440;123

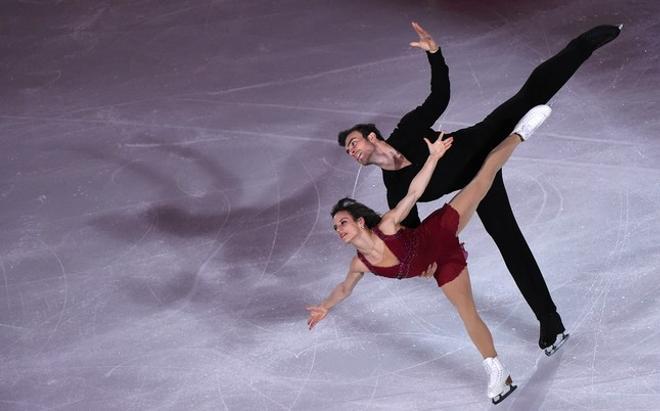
409;21;439;53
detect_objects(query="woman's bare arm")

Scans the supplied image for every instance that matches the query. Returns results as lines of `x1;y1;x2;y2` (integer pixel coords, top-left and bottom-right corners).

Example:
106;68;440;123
306;257;367;330
379;134;453;233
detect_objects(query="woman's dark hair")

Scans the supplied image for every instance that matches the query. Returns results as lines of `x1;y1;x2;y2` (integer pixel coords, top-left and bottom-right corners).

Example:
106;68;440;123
331;197;382;228
337;123;384;147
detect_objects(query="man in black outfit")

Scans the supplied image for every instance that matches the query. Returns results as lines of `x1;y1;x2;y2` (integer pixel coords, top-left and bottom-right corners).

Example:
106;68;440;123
337;22;621;354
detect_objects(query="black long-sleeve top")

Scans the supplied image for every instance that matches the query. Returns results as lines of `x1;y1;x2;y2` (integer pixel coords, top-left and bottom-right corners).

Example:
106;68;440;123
383;49;453;228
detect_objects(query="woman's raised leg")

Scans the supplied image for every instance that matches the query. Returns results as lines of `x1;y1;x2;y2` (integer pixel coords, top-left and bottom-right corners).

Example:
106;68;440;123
450;134;522;234
450;104;550;234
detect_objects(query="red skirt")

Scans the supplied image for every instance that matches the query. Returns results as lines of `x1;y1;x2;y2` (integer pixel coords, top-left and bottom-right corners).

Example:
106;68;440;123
419;204;468;287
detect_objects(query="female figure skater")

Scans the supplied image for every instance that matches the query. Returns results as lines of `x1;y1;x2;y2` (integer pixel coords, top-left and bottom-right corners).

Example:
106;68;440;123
306;104;552;404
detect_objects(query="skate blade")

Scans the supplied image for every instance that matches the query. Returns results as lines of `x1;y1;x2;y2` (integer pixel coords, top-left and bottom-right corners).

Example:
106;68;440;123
491;383;517;405
544;332;570;356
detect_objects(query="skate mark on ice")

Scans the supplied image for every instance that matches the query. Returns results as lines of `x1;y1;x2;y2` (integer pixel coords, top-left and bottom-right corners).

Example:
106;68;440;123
321;158;357;176
253;152;281;286
602;58;627;95
123;136;231;148
365;375;381;409
512;156;660;174
467;61;484;96
199;55;413;97
296;333;465;384
214;371;231;411
524;173;548;226
173;98;401;120
138;4;209;25
1;115;322;146
0;399;48;411
268;160;321;276
546;177;566;222
384;286;443;333
580;190;630;400
36;240;69;356
1;256;9;311
289;342;318;410
233;158;320;322
351;165;362;198
247;380;288;410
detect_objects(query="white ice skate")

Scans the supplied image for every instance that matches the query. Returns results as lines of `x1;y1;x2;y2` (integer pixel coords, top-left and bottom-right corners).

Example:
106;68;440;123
512;104;552;141
482;357;517;405
544;332;570;356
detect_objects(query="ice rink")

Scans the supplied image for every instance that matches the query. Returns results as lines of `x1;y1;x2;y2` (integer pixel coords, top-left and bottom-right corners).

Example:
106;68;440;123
1;1;659;410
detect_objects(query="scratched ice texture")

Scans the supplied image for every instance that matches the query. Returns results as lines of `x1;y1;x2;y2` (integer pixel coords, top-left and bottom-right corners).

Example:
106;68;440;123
1;0;659;410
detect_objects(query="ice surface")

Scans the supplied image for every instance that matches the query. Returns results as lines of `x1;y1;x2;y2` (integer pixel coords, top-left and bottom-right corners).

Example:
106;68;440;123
1;1;659;410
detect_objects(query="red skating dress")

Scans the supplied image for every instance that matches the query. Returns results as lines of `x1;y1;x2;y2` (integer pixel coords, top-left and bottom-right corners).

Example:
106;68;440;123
356;204;468;287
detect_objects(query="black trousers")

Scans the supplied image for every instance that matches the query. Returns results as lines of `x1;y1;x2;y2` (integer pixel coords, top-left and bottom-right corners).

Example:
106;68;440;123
446;30;597;323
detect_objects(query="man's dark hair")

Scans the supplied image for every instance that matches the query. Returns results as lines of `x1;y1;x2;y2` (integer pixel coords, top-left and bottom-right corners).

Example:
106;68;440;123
331;197;382;228
337;123;384;147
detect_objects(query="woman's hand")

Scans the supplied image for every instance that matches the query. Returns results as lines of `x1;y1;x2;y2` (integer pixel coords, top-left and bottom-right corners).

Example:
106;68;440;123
424;132;453;159
409;21;439;53
420;262;437;278
306;305;329;330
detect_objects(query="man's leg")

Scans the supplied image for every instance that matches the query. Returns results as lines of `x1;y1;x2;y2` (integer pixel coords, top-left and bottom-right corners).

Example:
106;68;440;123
450;26;620;351
464;25;622;155
476;172;565;349
439;26;621;189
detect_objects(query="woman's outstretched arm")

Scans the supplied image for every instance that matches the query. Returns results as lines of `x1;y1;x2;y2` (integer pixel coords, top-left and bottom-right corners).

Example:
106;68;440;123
306;257;366;330
379;134;453;233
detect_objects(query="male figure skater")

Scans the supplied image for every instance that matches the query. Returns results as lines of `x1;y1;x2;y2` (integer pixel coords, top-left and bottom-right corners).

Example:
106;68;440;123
337;22;621;355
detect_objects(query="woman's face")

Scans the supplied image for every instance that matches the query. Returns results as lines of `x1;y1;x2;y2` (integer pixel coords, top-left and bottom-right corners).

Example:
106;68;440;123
332;211;362;243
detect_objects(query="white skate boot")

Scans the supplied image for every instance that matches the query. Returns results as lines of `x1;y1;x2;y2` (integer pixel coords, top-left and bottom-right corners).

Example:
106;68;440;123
482;357;517;405
512;104;552;141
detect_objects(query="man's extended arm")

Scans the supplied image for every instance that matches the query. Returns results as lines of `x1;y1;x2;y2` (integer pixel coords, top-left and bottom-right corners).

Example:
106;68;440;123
394;22;450;134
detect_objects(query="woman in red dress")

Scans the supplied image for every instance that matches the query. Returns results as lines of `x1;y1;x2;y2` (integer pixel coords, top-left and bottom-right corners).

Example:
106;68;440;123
306;105;553;404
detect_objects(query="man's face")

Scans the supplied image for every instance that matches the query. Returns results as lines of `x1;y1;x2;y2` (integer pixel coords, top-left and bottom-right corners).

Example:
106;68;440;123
344;131;375;165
